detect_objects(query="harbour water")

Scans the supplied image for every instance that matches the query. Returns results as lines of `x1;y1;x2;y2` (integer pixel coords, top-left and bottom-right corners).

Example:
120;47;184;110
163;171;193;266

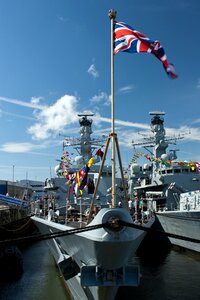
0;240;200;300
0;241;70;300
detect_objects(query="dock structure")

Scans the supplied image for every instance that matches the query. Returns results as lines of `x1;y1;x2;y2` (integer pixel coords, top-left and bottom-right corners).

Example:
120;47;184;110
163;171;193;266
0;205;28;226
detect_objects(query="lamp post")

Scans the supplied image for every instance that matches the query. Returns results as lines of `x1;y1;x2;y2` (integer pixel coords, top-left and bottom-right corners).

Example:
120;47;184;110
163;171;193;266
12;165;15;182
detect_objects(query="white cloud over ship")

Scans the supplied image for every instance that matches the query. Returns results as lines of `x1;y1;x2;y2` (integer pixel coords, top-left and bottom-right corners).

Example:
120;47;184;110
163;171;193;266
0;94;200;156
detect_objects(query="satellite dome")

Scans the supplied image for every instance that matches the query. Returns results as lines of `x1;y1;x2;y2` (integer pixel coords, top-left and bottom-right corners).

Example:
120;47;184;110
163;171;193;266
143;163;150;170
54;164;61;175
161;153;169;161
130;163;140;175
74;155;83;166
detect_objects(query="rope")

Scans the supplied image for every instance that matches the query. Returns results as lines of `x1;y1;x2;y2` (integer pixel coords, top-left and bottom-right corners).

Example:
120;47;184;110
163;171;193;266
1;219;199;247
118;220;200;244
0;223;105;246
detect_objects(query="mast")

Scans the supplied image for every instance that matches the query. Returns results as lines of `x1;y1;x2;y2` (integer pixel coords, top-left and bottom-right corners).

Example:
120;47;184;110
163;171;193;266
78;113;94;162
87;10;128;223
109;9;117;207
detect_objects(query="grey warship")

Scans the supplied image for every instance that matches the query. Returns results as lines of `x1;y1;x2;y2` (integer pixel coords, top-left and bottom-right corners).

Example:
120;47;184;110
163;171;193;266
127;111;200;252
31;111;155;300
41;112;121;215
31;10;155;299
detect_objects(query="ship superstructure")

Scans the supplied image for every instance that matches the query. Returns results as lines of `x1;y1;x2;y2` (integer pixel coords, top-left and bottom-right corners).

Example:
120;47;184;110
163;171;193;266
127;112;200;253
42;113;123;215
128;112;200;210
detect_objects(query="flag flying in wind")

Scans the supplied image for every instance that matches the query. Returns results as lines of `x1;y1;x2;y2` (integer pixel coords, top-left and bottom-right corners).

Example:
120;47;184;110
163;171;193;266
114;21;177;79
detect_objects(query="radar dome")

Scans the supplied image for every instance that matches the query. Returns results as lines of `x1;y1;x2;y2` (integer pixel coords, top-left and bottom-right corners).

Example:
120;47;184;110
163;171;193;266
74;155;83;166
54;165;62;176
130;163;140;175
161;153;169;161
143;163;151;170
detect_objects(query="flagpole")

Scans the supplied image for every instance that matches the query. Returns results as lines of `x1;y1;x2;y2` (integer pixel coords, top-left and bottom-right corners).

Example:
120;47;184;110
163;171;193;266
87;9;128;223
109;9;117;208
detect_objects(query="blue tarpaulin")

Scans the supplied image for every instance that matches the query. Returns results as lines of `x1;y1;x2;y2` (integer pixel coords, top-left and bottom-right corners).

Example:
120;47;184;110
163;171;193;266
0;194;28;208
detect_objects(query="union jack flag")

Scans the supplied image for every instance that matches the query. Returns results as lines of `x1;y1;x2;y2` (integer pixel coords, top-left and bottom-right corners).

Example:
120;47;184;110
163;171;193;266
114;21;177;79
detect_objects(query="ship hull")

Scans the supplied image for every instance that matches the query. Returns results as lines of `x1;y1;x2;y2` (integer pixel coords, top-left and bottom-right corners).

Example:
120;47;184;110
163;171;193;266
156;211;200;253
32;208;154;300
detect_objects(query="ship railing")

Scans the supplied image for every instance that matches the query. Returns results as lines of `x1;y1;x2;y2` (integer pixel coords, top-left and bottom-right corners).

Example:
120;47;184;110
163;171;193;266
130;199;155;225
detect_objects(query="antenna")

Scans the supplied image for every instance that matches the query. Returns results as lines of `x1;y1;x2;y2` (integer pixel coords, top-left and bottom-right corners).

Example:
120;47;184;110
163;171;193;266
149;111;165;116
77;111;94;117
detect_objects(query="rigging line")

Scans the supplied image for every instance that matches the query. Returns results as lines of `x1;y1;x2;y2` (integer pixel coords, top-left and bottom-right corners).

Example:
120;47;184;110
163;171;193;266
1;219;199;246
0;223;105;246
118;220;200;244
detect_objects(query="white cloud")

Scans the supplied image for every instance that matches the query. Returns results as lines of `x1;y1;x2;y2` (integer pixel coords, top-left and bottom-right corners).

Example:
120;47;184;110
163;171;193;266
57;16;68;22
0;142;39;153
93;114;149;130
2;93;200;154
166;126;200;142
0;96;45;109
87;64;99;78
30;96;44;105
27;95;78;140
0;140;60;155
0;109;35;120
118;85;135;94
90;92;111;106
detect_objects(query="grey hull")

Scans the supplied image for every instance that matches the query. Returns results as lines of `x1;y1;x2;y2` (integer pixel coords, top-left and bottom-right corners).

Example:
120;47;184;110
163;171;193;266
32;208;154;300
156;211;200;253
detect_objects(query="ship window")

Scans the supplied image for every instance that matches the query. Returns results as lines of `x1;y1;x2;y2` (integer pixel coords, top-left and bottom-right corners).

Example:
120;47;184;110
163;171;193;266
182;168;189;173
166;169;173;174
174;169;181;173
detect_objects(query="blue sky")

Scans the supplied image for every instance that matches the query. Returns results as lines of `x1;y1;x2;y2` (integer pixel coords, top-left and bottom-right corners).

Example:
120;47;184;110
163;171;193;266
0;0;200;182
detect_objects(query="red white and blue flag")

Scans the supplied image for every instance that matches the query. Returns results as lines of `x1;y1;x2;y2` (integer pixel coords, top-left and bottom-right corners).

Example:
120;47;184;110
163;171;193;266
114;21;177;79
